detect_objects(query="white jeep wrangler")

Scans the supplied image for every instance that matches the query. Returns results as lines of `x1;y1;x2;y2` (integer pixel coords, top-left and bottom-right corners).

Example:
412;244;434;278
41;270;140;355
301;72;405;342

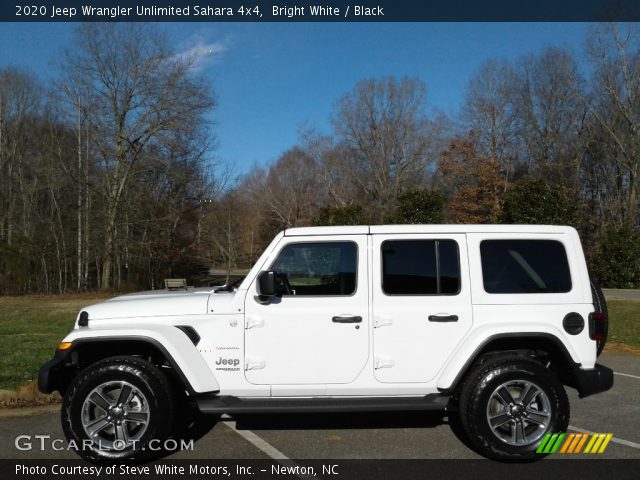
39;225;613;462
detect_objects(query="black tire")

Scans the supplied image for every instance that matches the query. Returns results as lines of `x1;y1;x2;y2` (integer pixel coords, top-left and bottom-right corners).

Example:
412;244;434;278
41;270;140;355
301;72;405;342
62;356;174;464
170;393;219;445
457;354;569;461
447;398;484;457
590;279;608;356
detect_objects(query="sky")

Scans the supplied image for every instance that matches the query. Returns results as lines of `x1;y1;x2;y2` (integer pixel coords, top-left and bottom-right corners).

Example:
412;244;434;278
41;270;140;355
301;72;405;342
0;22;589;176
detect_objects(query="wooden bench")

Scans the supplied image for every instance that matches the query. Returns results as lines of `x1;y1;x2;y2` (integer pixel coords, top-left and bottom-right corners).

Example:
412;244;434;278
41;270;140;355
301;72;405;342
164;278;187;290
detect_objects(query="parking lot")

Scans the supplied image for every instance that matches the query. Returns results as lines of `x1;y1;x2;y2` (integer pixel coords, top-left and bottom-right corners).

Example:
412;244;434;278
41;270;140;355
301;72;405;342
1;352;638;462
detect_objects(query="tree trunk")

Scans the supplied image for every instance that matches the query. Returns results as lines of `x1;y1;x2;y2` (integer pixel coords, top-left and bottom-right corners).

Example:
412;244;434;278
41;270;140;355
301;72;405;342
628;169;638;227
76;97;83;291
82;121;90;290
101;206;117;290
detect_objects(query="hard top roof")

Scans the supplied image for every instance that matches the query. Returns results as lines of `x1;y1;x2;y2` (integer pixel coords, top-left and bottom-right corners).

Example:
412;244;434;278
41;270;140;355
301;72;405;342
283;225;576;236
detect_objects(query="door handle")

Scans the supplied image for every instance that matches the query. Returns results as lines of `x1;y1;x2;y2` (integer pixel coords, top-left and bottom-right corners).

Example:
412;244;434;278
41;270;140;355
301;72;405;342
428;314;459;322
332;315;362;323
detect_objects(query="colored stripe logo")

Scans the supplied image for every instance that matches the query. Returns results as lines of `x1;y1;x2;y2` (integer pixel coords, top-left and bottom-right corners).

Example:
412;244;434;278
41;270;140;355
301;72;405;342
537;432;613;454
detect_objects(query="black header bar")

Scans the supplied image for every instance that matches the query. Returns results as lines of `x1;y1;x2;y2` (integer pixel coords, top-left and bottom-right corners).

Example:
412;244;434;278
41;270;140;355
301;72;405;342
4;459;640;480
4;1;640;22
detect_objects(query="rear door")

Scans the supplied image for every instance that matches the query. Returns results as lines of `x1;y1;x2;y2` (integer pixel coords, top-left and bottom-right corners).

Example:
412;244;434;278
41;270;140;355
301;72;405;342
372;234;472;383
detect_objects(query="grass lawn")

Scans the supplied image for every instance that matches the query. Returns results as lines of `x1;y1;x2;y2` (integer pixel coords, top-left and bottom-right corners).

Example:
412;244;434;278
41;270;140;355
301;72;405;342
0;294;638;391
606;300;640;351
0;294;110;390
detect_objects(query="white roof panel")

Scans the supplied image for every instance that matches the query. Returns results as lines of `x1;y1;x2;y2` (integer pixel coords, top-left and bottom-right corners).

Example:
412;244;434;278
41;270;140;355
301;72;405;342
284;226;370;236
369;224;575;235
283;224;574;236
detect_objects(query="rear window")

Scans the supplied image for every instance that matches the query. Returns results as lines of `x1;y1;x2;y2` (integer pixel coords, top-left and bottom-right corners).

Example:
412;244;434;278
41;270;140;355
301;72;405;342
382;239;460;295
480;240;572;294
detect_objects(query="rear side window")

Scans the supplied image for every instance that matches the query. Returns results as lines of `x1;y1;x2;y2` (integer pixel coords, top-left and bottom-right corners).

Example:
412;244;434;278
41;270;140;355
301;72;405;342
271;242;357;296
480;240;572;294
382;240;460;295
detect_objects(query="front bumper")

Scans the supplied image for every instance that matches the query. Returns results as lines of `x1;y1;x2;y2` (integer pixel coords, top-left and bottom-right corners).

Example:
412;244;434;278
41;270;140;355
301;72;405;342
38;349;73;394
571;363;614;398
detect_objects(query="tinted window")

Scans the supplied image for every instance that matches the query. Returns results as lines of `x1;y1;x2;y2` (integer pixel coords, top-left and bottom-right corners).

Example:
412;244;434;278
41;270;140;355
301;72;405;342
382;240;460;295
271;242;357;296
480;240;572;294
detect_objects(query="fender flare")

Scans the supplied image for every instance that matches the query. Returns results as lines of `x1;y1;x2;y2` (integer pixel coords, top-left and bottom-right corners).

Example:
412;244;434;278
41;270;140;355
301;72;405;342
437;331;580;393
39;326;219;395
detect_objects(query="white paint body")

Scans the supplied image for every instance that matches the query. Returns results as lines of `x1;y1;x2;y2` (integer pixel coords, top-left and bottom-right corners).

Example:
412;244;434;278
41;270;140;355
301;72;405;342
63;225;599;397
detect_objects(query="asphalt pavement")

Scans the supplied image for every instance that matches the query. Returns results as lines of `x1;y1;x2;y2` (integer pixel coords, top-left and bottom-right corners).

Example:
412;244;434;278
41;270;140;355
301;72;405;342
0;352;638;462
603;289;640;301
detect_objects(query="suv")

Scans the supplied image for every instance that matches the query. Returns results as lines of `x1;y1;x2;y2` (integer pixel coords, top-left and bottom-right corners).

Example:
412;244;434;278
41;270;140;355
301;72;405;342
39;225;613;462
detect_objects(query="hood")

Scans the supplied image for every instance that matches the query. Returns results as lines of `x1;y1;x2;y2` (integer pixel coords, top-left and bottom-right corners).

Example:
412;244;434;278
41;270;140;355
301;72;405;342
79;288;235;321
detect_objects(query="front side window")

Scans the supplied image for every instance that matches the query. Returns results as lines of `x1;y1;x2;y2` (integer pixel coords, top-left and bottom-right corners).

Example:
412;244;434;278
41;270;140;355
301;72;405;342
271;242;357;296
382;239;460;295
480;239;572;294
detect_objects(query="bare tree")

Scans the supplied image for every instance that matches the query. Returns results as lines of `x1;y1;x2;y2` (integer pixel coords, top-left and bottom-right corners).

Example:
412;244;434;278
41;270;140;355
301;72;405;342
512;47;584;186
461;60;517;191
263;146;321;228
584;23;640;226
299;130;354;208
60;24;215;289
201;190;245;284
332;77;436;221
0;69;42;247
51;72;94;291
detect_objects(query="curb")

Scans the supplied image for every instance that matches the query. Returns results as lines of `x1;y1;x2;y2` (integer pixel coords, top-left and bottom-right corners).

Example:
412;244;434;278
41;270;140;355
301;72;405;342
0;404;60;418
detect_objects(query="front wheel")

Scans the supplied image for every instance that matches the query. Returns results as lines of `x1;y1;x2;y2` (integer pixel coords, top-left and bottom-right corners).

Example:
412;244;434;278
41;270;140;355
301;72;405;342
457;355;569;461
62;356;174;464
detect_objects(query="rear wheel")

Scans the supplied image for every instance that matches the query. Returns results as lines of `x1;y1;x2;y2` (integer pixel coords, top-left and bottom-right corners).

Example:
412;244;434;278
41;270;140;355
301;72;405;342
457;354;569;461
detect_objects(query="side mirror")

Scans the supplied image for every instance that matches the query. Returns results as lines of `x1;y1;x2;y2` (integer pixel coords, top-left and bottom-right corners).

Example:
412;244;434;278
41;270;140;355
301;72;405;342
256;271;276;300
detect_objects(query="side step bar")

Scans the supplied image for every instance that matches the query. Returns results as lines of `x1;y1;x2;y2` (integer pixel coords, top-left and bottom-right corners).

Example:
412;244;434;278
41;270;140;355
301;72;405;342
196;394;449;414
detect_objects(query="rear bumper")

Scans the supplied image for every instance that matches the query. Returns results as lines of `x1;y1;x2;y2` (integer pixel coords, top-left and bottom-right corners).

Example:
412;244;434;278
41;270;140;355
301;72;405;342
571;363;614;398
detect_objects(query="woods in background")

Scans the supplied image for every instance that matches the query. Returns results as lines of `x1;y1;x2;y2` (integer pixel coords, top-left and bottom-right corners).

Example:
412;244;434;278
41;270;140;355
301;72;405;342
2;23;640;294
0;23;219;294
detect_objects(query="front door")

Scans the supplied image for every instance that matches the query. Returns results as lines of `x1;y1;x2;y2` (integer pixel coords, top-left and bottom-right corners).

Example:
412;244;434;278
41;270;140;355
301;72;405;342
244;235;369;386
372;234;472;383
